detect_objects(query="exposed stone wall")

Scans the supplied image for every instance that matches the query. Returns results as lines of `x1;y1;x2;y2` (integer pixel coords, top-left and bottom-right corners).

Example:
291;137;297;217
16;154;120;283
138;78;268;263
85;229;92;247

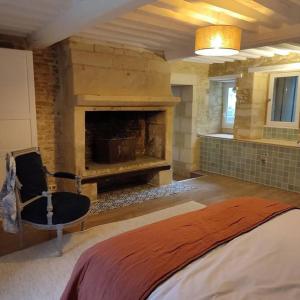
207;81;223;133
209;53;300;77
169;61;222;135
209;53;300;139
169;61;211;176
63;37;171;97
172;85;194;177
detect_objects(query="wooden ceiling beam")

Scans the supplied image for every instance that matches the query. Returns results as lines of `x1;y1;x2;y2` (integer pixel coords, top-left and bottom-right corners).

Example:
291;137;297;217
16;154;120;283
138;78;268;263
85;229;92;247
210;57;235;62
237;51;261;59
155;0;258;32
123;11;195;35
242;48;274;57
0;22;34;33
242;23;300;49
184;57;222;64
138;4;209;27
0;28;26;37
290;0;300;5
30;0;156;48
82;28;163;48
109;19;192;40
229;55;247;60
94;23;189;46
0;17;39;31
190;0;280;28
0;2;57;20
191;56;235;62
165;41;195;60
184;58;213;64
259;46;290;56
254;0;300;24
278;43;300;51
78;32;155;50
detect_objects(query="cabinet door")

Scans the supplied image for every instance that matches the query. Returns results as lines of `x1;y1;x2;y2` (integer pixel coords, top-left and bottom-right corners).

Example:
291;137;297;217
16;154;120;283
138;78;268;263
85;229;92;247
0;48;37;186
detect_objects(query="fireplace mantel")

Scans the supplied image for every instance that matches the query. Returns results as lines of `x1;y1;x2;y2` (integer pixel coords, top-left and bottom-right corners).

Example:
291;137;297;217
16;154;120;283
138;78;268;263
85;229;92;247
75;94;180;107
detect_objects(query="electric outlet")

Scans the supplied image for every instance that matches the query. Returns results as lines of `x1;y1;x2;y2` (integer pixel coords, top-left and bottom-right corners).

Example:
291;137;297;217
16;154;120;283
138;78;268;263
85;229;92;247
259;153;268;165
48;184;57;192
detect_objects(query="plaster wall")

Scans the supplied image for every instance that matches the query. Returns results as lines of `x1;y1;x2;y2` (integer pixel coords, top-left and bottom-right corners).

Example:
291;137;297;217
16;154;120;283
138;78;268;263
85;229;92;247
0;34;59;185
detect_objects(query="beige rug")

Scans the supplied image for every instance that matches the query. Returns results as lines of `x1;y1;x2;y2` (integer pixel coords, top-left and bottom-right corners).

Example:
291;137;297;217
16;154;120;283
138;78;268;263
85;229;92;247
0;201;205;300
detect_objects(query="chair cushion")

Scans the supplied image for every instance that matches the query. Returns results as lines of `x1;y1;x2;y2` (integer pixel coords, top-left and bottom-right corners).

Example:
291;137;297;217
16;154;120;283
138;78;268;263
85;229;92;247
15;152;48;203
21;192;90;225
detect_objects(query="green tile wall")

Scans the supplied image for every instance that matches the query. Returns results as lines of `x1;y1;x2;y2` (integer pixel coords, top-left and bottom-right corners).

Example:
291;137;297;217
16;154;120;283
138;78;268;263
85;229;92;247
263;127;299;141
200;135;300;192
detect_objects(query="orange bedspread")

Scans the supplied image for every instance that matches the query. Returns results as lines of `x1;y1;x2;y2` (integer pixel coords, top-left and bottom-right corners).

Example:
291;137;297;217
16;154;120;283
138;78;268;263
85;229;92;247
61;197;294;300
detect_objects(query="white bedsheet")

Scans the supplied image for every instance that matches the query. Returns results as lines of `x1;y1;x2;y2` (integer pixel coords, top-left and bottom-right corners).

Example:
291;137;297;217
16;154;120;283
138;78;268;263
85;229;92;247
149;210;300;300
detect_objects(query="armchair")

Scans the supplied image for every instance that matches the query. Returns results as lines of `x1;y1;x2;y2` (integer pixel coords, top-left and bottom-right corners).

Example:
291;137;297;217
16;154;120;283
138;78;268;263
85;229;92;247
12;147;90;256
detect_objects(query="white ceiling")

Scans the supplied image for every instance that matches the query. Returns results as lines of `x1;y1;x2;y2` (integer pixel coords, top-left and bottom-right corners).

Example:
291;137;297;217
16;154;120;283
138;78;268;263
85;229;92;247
0;0;72;37
1;0;300;62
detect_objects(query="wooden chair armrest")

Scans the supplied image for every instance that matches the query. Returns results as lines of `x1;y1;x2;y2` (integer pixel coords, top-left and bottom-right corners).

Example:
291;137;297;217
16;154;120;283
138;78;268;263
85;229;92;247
43;166;81;194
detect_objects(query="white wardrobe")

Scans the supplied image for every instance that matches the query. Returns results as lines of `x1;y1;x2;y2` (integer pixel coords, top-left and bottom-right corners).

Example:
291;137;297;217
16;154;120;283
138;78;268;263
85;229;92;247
0;48;37;186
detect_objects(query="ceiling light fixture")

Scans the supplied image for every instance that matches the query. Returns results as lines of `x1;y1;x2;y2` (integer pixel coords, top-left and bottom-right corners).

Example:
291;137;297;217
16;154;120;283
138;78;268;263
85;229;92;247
195;25;242;56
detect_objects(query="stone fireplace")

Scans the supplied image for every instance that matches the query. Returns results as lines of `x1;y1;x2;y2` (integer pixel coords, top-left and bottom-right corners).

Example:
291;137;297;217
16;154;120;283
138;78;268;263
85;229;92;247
56;38;179;200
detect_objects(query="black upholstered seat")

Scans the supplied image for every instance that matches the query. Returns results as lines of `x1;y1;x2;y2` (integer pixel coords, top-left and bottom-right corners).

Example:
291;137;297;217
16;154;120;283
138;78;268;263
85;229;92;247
21;192;90;225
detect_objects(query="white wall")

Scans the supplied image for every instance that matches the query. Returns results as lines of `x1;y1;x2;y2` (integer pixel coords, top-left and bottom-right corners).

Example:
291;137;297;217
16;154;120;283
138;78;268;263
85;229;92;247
0;48;37;186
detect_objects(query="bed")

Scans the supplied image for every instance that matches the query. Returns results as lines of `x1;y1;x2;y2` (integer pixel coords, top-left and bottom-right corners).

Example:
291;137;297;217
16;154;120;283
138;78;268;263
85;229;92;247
61;197;300;300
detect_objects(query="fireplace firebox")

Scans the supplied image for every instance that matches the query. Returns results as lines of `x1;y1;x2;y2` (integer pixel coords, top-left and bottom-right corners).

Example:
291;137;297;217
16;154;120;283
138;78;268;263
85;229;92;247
94;136;136;163
85;110;166;170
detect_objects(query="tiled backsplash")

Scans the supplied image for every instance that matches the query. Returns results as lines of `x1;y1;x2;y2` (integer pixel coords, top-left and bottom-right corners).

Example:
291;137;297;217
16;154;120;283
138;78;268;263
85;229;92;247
199;135;300;192
263;127;299;141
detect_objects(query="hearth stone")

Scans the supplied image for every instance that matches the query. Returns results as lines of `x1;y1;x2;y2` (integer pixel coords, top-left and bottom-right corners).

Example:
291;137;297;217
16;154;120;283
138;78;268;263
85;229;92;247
149;170;173;186
81;183;98;202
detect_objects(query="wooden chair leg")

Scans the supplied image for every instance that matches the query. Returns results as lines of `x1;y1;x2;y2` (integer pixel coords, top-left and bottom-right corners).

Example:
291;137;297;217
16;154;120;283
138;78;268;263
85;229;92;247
80;221;85;231
56;225;63;256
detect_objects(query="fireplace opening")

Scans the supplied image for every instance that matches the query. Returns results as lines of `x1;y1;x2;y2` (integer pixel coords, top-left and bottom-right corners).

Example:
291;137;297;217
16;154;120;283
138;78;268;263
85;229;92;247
85;110;166;171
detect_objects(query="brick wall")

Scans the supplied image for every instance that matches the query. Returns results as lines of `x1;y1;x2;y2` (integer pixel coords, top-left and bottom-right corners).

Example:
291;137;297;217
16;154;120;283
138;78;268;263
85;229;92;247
33;48;59;173
0;34;59;175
